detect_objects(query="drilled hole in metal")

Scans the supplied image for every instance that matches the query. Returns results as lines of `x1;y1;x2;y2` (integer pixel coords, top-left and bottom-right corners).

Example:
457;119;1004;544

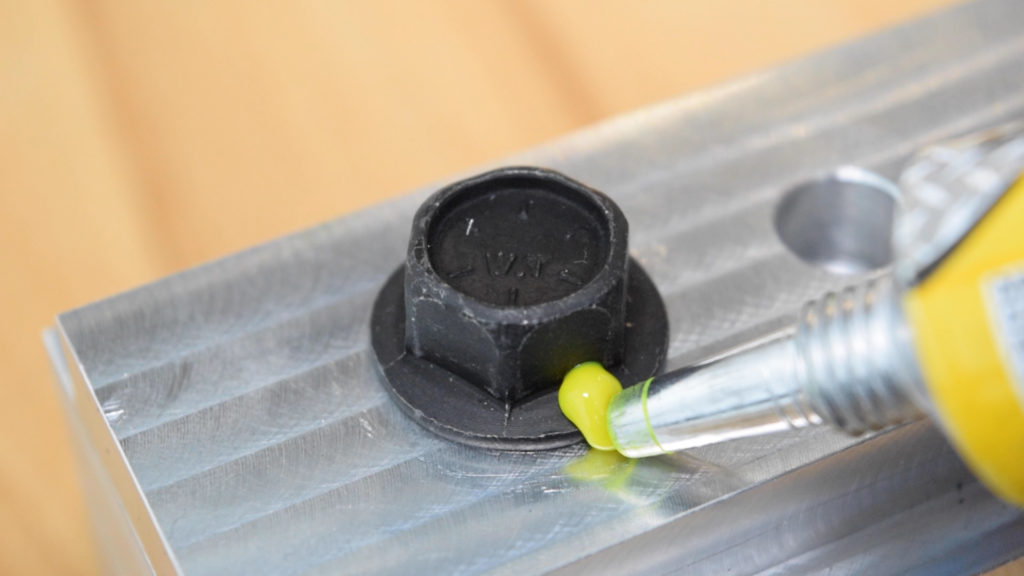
775;166;899;275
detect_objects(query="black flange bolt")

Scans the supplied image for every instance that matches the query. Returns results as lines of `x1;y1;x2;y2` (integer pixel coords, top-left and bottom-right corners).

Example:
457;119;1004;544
371;167;668;450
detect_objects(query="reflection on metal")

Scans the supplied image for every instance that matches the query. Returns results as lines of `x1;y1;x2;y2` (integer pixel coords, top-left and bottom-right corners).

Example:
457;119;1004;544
52;0;1024;573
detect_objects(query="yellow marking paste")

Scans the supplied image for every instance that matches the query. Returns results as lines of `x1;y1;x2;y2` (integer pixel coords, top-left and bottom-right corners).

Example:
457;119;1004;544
558;362;622;451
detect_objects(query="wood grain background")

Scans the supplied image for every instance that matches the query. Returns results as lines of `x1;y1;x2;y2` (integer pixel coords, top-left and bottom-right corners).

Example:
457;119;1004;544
10;1;1023;575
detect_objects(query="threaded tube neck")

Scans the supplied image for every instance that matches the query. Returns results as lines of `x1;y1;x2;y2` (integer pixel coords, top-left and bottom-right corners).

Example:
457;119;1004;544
795;276;926;435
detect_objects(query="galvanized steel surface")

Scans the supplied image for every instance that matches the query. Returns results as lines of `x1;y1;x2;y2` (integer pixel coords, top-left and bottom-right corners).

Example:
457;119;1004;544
56;0;1024;574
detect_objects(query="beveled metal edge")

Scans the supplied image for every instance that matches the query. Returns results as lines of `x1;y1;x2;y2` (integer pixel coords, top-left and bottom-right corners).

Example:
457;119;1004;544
49;320;183;576
543;421;1023;576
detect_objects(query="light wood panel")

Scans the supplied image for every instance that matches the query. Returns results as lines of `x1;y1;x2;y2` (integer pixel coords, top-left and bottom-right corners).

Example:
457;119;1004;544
1;1;980;574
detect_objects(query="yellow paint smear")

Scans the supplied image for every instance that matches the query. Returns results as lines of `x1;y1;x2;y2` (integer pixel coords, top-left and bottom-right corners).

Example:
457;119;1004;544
558;362;622;451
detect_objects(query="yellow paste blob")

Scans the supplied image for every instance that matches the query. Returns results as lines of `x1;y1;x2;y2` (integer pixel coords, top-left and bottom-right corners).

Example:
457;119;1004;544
558;362;623;451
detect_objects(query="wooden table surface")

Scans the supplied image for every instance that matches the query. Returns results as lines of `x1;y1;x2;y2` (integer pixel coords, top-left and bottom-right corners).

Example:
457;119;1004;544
10;1;1023;575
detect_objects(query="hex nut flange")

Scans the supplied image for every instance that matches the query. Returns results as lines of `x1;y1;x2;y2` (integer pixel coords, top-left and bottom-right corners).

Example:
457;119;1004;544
371;167;668;450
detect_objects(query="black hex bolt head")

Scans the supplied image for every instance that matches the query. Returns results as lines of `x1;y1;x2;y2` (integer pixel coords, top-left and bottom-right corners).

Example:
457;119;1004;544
371;167;668;450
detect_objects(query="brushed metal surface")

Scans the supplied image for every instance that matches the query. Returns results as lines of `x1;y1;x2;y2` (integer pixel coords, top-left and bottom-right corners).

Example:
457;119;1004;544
54;0;1024;574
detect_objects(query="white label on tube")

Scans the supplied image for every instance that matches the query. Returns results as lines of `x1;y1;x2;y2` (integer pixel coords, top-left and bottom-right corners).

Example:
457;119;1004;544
986;263;1024;404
